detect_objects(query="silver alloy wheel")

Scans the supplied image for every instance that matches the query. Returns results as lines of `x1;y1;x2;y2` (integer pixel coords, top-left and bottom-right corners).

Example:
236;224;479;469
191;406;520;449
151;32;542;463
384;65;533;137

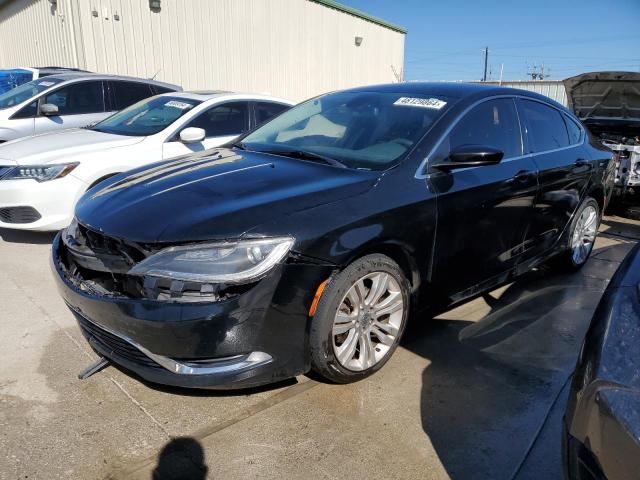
332;272;404;372
571;205;598;265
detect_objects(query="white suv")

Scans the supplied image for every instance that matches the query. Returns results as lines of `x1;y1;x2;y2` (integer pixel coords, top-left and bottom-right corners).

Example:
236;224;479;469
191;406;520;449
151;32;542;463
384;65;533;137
0;73;180;143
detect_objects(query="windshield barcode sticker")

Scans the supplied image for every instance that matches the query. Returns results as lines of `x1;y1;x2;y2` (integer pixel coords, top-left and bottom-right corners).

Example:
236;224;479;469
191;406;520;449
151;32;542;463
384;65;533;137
38;81;55;87
165;100;193;110
394;97;447;109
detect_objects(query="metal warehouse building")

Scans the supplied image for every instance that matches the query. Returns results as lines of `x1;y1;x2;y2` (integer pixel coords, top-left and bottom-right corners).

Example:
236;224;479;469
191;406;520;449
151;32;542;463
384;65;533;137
0;0;406;101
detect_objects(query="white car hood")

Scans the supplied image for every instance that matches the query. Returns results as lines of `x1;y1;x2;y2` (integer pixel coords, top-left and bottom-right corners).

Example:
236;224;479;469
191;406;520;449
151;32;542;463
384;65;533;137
0;128;145;165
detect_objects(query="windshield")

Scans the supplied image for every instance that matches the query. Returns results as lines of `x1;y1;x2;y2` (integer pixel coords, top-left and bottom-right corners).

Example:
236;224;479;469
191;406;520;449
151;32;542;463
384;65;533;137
91;96;201;137
0;77;63;109
240;91;454;170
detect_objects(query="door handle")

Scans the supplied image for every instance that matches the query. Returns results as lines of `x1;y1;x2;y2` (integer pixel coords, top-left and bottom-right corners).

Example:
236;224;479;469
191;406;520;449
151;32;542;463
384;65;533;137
512;170;535;183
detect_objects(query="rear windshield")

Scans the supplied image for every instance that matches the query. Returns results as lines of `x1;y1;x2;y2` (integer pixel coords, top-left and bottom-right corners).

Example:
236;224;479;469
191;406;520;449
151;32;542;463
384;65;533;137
0;77;63;109
90;96;201;137
241;91;454;170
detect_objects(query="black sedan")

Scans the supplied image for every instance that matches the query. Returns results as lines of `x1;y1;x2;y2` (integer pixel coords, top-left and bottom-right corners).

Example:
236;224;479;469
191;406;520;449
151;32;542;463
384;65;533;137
51;82;614;389
564;242;640;480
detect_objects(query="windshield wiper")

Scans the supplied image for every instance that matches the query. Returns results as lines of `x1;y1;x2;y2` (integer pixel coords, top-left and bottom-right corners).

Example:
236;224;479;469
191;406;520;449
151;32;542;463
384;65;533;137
265;149;348;168
231;141;246;150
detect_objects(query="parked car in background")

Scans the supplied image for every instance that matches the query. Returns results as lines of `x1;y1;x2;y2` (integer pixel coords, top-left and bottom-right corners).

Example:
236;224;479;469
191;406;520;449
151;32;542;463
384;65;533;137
564;71;640;203
0;66;89;94
51;83;613;390
0;91;292;230
564;242;640;480
0;73;180;143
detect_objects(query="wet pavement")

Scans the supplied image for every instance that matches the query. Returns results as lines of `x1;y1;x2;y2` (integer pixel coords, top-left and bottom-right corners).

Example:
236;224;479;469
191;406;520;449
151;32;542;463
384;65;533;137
1;214;639;480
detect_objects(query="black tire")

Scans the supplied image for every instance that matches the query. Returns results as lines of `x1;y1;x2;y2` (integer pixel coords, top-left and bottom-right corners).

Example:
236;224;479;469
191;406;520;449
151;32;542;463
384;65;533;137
309;254;410;384
553;196;600;271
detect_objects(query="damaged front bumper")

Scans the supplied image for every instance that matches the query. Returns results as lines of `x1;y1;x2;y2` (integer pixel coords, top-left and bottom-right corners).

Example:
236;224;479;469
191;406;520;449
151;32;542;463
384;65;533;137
51;232;333;389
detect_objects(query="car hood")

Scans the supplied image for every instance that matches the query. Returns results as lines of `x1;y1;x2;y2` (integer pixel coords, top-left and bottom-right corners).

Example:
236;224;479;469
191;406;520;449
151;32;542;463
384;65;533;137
0;128;144;164
76;148;380;243
563;71;640;135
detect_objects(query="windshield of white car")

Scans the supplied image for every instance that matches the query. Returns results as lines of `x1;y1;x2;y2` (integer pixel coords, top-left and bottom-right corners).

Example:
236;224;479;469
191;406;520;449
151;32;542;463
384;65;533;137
90;96;202;137
240;91;454;170
0;78;63;109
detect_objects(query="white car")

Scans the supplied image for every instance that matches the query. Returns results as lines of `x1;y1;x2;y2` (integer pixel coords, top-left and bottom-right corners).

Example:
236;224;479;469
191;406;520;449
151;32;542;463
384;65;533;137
0;91;293;231
0;73;180;143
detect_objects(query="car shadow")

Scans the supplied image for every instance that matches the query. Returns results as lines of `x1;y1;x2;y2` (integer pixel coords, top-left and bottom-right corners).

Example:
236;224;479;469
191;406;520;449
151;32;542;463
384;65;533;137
401;240;637;479
0;227;57;245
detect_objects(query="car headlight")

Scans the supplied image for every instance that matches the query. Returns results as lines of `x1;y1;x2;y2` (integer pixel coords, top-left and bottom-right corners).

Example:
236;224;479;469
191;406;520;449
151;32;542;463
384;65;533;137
2;162;79;182
128;237;294;284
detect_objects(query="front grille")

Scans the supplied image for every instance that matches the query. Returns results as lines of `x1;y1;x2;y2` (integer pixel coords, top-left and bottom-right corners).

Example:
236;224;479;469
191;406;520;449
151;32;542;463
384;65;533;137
74;311;162;370
0;165;11;178
0;206;41;224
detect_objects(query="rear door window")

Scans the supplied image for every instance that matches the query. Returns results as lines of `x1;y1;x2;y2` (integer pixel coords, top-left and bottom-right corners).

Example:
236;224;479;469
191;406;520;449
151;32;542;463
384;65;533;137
441;98;522;160
254;102;289;126
109;81;154;111
520;99;570;152
186;102;250;137
563;114;582;145
43;80;106;115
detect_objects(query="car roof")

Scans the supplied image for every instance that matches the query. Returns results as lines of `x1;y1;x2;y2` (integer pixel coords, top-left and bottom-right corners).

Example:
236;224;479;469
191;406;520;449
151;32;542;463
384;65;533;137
342;82;567;109
157;90;294;104
40;72;181;91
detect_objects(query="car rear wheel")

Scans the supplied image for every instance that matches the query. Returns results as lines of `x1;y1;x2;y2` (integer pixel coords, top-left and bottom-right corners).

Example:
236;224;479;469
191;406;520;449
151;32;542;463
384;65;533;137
309;254;409;383
555;196;600;270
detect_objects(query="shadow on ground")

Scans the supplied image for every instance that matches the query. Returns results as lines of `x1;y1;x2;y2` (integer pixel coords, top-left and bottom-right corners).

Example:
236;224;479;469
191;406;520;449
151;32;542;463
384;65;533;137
151;437;208;480
401;238;638;479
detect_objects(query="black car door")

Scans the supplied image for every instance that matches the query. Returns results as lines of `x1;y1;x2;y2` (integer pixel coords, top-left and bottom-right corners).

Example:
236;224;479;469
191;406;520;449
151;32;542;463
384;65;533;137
517;98;591;257
428;97;538;300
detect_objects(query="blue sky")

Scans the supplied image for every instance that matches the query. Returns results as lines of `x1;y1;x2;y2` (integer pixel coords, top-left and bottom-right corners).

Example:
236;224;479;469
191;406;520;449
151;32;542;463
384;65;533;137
338;0;640;81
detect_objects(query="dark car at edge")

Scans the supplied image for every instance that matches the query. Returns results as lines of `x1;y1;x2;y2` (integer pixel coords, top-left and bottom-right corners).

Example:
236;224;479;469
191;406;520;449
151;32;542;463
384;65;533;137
564;242;640;480
51;82;614;389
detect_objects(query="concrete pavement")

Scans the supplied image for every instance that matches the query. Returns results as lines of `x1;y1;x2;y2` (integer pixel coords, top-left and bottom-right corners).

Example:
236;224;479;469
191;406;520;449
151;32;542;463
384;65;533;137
1;214;638;480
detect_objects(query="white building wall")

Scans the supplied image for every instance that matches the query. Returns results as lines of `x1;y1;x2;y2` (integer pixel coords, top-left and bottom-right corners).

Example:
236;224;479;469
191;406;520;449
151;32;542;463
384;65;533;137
478;80;568;106
0;0;405;102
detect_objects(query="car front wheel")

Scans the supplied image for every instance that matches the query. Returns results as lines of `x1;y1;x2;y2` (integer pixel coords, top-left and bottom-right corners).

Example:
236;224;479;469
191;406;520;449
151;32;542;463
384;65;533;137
309;254;409;383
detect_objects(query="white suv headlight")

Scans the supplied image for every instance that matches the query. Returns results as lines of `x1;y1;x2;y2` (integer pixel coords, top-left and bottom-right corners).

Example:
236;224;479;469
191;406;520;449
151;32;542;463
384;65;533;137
3;162;79;182
128;237;294;284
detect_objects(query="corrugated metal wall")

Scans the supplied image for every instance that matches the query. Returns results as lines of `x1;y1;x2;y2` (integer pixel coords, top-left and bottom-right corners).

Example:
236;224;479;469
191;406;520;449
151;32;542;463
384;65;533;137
479;80;568;106
0;0;80;69
0;0;405;101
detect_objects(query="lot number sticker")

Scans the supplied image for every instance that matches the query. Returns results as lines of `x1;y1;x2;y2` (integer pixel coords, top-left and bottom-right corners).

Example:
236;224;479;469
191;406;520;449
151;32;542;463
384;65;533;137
165;100;193;110
394;97;447;109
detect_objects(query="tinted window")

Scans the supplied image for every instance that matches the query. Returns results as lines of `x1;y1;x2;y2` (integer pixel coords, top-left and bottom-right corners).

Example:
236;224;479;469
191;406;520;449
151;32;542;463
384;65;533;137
242;92;453;170
0;77;63;109
12;101;37;119
520;99;569;152
255;102;289;124
91;96;200;136
110;81;153;110
152;85;176;95
563;114;582;145
441;98;522;160
186;102;249;137
44;81;105;115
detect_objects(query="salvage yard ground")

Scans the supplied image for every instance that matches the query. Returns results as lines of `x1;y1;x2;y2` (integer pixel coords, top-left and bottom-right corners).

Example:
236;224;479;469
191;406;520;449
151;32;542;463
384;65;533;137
2;213;639;480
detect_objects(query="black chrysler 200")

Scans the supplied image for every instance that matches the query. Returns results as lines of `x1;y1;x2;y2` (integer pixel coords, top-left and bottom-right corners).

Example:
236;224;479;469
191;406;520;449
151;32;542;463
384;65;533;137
51;83;614;388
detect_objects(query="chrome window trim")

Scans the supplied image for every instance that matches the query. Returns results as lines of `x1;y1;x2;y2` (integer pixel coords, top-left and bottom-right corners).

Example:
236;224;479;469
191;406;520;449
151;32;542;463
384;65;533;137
415;94;586;179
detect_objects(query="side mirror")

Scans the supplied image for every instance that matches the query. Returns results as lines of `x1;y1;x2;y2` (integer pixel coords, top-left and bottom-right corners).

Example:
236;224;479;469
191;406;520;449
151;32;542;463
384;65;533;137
40;103;59;116
179;127;206;144
432;145;504;171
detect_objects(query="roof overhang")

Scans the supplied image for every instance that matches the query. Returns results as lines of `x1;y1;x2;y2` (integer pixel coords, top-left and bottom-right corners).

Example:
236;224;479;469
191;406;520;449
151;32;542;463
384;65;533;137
309;0;406;33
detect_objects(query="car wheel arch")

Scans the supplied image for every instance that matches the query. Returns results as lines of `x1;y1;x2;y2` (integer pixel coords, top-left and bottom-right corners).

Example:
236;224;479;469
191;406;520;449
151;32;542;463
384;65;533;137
340;241;421;296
